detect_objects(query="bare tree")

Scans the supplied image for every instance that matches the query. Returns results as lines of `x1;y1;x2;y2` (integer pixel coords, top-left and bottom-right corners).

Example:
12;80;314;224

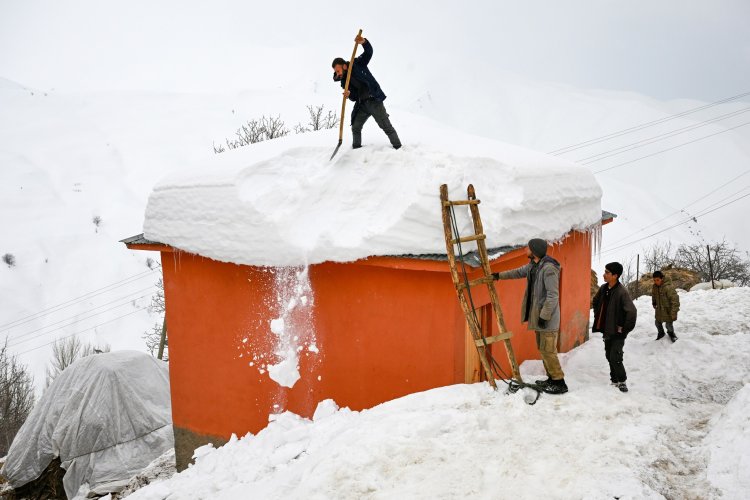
0;342;35;456
142;278;168;360
642;241;676;273
45;336;111;388
2;253;15;268
676;239;750;286
92;215;103;233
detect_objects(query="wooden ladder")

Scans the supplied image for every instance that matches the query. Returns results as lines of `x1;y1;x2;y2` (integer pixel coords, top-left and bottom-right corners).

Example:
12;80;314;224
440;183;523;390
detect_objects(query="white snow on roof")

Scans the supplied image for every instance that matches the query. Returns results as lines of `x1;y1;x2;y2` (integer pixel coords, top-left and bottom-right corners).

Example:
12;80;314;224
143;114;602;266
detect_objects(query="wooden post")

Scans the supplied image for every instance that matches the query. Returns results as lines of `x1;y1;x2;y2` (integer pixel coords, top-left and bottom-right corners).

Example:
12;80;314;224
157;319;167;360
635;253;640;297
707;244;715;289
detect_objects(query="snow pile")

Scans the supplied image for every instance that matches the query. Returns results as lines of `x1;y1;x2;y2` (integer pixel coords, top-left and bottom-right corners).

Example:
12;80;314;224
690;279;737;291
704;385;750;497
127;287;750;499
143;115;602;267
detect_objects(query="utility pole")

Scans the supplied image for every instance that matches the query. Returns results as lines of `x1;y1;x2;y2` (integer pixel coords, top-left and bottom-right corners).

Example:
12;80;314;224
706;244;715;289
636;253;640;297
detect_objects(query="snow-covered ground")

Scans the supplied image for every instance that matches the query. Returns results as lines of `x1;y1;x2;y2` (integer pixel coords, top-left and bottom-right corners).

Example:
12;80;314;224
126;287;750;500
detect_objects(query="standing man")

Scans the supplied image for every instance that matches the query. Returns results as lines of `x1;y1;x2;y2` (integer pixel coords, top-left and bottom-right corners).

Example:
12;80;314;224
652;271;680;342
492;239;567;394
592;262;637;393
331;35;402;150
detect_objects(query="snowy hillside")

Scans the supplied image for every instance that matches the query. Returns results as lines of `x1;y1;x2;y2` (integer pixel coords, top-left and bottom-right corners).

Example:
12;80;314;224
1;61;749;388
126;287;750;499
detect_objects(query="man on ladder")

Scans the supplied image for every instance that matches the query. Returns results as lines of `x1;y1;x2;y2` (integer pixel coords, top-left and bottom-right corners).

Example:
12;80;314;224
492;239;568;394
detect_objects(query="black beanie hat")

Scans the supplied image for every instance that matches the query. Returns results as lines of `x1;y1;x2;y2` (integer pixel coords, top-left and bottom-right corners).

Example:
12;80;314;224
606;262;624;278
653;271;664;279
528;238;548;258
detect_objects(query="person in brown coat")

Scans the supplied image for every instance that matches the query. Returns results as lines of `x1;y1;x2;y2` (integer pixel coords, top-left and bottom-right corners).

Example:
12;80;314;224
652;270;680;342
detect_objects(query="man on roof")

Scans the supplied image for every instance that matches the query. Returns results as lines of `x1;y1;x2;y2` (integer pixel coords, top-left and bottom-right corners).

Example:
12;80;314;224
332;35;402;150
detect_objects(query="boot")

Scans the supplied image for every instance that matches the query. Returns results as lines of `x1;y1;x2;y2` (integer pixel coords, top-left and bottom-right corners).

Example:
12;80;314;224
542;379;568;394
655;332;665;340
668;333;678;342
534;377;552;388
617;382;629;393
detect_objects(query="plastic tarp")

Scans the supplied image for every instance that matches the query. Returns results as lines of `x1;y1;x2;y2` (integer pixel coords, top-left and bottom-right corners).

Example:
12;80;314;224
1;350;173;499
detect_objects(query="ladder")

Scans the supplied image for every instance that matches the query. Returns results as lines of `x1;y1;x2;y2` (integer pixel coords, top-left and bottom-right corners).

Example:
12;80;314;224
440;184;523;390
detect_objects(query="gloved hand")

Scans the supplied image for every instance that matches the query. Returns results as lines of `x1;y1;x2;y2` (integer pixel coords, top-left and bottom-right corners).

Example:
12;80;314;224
538;318;547;328
491;272;500;280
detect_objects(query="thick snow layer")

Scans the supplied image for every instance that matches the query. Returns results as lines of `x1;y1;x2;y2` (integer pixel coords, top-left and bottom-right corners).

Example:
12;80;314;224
143;115;602;267
127;287;750;499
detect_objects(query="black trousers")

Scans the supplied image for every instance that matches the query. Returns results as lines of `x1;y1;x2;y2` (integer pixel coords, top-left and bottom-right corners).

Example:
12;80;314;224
352;99;401;148
603;335;627;383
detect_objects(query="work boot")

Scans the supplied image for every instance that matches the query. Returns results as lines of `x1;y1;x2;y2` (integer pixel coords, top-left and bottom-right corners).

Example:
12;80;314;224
542;379;568;394
534;377;552;388
669;334;678;343
617;382;629;393
655;332;665;340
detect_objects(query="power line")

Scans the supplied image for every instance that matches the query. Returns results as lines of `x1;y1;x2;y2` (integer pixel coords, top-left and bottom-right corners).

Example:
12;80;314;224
15;307;149;356
605;171;750;247
593;121;750;174
6;290;154;347
548;90;750;155
600;191;750;255
0;268;158;331
577;107;750;165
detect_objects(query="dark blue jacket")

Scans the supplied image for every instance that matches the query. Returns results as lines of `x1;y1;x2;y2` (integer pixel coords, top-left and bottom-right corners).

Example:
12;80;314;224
333;40;387;122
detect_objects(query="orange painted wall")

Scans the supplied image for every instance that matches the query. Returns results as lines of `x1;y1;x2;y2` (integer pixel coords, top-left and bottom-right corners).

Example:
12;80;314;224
152;230;592;441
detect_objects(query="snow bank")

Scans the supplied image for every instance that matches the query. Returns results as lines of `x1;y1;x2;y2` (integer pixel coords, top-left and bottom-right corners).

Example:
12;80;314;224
690;279;737;291
128;287;750;499
143;115;602;266
705;384;750;497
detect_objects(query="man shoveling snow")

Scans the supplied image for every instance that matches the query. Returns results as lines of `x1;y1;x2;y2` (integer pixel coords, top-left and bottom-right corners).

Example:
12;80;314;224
332;35;402;150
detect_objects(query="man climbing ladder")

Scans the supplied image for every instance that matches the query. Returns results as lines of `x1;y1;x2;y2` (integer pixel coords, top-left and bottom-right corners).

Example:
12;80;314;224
331;34;402;150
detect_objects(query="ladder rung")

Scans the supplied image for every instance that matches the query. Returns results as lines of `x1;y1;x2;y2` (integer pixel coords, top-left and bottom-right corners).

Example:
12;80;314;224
452;234;485;244
475;332;513;347
443;199;480;206
457;276;494;290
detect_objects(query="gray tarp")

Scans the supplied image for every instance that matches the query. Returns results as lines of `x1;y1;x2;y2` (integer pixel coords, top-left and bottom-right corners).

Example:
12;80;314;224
1;350;173;499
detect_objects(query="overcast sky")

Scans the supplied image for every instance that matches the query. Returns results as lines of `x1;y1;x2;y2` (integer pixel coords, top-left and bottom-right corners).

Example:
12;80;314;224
1;0;749;101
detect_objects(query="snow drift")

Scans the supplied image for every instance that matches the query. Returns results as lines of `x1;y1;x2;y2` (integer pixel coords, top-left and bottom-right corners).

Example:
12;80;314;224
1;351;173;499
143;115;602;267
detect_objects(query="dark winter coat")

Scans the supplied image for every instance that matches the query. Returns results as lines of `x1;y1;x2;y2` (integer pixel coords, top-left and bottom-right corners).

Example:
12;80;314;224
494;256;561;332
652;282;680;322
592;282;637;337
332;40;387;124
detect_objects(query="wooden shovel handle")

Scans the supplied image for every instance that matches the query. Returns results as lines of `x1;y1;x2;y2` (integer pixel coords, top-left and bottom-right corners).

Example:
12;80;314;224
338;29;363;142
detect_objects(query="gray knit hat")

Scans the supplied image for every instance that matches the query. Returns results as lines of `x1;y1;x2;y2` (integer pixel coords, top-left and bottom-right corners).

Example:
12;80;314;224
528;238;548;258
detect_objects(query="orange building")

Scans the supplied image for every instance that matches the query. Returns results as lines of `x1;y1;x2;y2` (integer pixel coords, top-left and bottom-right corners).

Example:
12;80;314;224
123;212;613;469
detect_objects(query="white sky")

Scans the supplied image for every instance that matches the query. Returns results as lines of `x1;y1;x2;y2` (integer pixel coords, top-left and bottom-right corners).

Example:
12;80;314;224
1;0;749;100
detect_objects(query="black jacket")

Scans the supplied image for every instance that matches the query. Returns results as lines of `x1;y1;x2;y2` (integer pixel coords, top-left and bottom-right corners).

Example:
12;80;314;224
333;40;387;123
592;282;637;337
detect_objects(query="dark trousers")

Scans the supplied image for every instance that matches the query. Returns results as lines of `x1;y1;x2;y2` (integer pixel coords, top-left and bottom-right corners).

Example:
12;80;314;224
655;320;675;336
352;99;401;148
603;335;626;383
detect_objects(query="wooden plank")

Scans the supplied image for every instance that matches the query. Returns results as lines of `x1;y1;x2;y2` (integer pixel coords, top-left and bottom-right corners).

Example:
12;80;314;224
474;331;513;346
451;234;486;244
456;275;494;291
442;199;480;206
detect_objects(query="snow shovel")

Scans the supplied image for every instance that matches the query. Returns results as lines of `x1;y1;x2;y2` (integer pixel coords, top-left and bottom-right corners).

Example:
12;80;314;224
330;29;363;161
